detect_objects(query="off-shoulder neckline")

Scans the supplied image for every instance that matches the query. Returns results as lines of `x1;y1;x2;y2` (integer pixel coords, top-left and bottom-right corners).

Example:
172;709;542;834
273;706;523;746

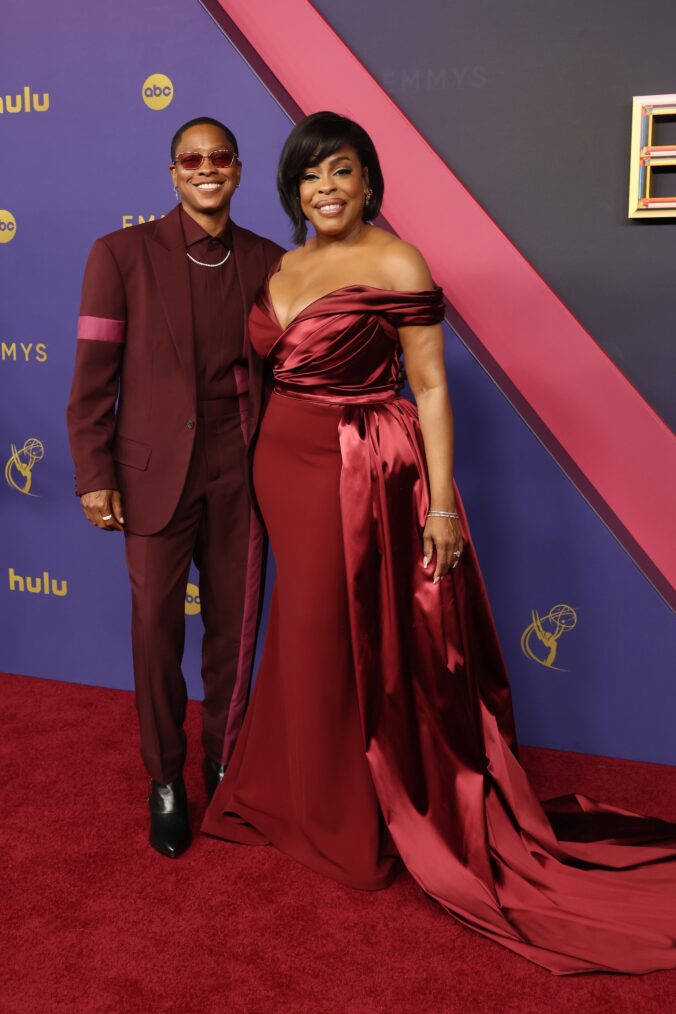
264;261;442;332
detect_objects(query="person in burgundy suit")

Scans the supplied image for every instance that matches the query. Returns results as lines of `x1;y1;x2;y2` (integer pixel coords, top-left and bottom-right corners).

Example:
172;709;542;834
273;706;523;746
67;117;283;858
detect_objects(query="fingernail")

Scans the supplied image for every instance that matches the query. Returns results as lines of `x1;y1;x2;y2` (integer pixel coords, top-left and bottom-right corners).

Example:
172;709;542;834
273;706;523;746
423;556;429;568
433;576;439;584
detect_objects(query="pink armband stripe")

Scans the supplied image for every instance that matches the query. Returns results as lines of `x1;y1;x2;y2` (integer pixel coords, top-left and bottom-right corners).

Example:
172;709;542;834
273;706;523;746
77;315;126;344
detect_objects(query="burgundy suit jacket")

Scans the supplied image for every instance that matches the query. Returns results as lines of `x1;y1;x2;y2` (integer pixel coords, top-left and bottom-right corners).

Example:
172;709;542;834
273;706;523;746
66;207;283;535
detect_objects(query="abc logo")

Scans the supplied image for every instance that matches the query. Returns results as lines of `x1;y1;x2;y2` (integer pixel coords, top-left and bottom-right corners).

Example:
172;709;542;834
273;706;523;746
0;209;17;243
185;582;201;616
142;73;173;111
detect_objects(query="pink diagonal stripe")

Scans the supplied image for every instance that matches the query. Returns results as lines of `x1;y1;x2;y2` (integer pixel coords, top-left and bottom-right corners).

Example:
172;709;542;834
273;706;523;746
216;0;675;594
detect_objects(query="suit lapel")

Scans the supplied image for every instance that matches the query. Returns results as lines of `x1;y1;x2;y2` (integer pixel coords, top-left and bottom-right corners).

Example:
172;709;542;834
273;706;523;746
146;207;195;385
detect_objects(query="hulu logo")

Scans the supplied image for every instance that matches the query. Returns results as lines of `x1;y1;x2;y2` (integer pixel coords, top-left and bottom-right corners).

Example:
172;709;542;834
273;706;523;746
0;87;50;115
8;568;67;596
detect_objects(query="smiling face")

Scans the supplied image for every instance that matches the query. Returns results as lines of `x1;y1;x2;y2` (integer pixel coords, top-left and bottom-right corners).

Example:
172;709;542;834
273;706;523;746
169;122;241;218
298;146;369;240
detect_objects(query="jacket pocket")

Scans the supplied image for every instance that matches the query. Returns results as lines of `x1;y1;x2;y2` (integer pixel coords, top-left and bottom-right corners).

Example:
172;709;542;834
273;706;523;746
113;434;151;471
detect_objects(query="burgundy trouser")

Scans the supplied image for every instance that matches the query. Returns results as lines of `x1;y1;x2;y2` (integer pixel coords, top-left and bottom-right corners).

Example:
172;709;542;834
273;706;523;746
124;398;253;784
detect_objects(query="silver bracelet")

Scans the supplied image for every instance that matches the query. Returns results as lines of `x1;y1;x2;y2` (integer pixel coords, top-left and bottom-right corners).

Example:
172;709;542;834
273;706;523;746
427;509;460;519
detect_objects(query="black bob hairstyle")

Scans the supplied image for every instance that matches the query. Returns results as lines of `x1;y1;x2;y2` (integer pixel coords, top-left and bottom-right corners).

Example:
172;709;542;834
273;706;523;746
170;117;239;162
277;111;384;244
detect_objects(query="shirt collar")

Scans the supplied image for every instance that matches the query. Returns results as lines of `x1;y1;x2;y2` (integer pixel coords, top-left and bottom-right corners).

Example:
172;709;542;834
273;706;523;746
180;205;232;248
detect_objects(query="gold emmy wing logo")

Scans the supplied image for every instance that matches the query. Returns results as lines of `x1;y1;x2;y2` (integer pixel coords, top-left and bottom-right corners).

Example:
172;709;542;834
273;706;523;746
5;437;44;496
0;209;17;243
142;73;173;110
521;603;578;671
185;582;201;616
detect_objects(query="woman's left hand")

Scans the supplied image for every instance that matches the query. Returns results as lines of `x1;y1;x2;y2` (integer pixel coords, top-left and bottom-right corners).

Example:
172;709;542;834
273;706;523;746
422;514;464;583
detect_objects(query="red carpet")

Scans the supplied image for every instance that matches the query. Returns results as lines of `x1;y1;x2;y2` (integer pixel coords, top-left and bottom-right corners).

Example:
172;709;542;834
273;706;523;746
2;672;675;1013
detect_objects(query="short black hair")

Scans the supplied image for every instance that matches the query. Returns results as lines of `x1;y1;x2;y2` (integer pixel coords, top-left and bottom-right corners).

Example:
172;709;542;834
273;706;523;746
277;111;384;244
170;117;238;162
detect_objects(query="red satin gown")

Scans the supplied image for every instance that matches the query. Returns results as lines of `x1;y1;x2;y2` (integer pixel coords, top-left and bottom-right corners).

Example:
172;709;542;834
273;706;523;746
203;280;676;974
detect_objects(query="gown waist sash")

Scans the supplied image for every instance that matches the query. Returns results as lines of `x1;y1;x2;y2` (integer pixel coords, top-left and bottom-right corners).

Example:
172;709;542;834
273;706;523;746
273;383;401;408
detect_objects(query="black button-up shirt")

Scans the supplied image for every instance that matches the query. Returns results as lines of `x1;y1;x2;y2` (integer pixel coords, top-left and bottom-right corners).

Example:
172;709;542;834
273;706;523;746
181;206;245;399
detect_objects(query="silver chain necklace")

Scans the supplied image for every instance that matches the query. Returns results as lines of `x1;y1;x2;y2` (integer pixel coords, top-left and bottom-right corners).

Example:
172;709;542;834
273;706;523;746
186;248;231;268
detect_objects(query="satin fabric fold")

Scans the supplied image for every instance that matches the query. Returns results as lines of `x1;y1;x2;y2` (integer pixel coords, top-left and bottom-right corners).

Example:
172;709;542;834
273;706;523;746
337;394;675;973
204;283;676;975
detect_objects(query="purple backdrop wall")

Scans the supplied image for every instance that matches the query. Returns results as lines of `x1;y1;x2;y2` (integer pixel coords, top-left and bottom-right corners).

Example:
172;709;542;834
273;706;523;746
1;0;674;764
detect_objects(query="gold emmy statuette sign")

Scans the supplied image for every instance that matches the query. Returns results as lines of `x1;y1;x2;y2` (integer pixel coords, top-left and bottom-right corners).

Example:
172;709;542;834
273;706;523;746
628;93;676;218
521;604;578;671
5;438;44;496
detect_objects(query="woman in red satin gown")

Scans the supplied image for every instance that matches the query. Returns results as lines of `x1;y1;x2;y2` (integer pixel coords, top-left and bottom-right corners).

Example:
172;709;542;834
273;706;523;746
203;112;676;974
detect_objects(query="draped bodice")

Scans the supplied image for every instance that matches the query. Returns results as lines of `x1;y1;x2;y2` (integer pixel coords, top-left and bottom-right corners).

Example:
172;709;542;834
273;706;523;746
249;281;445;403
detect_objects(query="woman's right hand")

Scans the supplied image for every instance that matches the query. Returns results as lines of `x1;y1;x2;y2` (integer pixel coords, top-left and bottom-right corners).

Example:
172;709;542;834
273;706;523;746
422;514;464;583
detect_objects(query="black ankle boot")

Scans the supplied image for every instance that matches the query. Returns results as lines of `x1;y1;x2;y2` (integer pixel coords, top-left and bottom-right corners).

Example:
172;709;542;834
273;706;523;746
202;755;226;802
148;775;191;858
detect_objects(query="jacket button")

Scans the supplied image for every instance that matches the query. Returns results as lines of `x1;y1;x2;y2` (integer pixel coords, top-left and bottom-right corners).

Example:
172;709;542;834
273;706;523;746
186;419;195;429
